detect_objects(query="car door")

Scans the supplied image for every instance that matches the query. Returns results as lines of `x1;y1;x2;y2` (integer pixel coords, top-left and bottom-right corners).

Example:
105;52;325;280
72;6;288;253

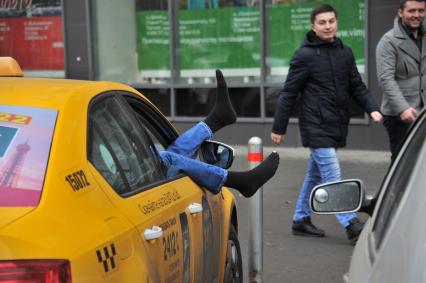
124;93;224;283
347;112;426;283
87;92;222;282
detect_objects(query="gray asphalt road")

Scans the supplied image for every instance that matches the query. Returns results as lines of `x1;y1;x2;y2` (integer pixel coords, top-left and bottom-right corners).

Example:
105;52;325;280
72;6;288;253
229;147;390;283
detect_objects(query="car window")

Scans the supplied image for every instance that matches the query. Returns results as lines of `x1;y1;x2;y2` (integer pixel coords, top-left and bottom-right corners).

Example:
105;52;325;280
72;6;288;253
124;94;178;150
372;114;426;249
88;94;167;196
138;120;166;152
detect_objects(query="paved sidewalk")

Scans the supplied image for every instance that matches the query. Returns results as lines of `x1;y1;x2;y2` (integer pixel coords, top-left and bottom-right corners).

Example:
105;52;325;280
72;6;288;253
228;147;390;283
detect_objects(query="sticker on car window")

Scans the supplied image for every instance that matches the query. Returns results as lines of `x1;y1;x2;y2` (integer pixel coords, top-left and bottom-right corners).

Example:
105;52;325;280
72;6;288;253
99;144;116;174
0;105;57;207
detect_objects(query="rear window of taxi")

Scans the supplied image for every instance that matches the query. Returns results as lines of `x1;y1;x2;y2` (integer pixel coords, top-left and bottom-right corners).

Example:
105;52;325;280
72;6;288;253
0;105;57;207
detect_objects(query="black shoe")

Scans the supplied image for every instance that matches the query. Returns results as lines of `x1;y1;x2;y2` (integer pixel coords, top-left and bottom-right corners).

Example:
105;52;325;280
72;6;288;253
346;218;364;244
292;217;325;237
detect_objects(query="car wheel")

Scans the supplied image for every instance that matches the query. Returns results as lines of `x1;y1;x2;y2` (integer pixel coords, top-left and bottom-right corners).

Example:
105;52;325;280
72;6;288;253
223;224;243;283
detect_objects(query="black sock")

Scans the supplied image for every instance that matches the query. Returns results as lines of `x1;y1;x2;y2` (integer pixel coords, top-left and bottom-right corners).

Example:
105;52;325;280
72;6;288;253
203;69;237;133
225;152;279;198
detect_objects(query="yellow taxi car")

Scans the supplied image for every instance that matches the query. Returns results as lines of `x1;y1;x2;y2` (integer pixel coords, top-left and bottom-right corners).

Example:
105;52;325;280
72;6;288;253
0;57;242;283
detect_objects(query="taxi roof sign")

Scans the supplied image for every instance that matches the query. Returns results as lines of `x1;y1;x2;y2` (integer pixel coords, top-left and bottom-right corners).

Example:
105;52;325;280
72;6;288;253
0;57;23;77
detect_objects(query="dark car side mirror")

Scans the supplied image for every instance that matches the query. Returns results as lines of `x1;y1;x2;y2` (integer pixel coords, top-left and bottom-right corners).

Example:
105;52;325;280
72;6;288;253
199;140;234;169
310;179;365;214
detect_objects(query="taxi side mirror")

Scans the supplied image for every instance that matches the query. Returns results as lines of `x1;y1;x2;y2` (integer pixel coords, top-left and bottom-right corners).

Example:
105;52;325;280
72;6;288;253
310;179;365;214
199;140;234;169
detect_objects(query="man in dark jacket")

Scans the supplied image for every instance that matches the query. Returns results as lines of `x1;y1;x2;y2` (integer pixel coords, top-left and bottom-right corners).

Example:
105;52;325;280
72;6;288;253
271;4;382;244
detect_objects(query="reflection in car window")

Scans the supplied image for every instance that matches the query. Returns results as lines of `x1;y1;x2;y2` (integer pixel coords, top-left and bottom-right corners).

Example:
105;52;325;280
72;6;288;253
124;94;178;150
134;112;166;153
88;95;166;195
373;116;426;249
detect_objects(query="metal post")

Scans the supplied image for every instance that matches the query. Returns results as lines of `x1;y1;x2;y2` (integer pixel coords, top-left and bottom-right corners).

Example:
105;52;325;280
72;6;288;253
248;136;263;283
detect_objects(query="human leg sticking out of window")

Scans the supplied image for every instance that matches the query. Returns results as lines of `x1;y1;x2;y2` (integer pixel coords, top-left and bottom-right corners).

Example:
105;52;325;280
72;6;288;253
159;70;279;197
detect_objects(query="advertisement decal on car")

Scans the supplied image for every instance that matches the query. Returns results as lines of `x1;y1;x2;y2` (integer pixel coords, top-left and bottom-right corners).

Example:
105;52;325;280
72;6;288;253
0;105;57;207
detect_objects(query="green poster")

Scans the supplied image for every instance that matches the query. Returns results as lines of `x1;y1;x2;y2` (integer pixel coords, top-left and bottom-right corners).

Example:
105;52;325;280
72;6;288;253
136;0;364;75
137;11;170;71
179;7;260;72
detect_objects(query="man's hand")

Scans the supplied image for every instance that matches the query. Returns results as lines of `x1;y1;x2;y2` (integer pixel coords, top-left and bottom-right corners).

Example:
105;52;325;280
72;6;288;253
400;107;418;123
370;111;383;123
271;133;285;145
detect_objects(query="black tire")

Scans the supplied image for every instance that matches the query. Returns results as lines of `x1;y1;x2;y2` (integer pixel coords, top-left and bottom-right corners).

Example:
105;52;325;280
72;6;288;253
223;224;243;283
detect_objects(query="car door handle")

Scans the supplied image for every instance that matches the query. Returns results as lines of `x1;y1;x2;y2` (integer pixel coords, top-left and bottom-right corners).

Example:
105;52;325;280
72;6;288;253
188;203;203;214
143;226;163;240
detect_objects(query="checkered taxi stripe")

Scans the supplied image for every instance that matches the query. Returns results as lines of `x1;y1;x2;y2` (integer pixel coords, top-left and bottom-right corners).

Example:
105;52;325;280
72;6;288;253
96;243;117;273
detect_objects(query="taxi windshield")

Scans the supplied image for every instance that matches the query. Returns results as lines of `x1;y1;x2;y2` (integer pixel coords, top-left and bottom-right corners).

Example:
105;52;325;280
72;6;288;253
0;105;57;207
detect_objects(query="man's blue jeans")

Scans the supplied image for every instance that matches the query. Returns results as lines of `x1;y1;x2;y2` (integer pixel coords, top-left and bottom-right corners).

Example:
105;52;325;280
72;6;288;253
159;122;227;194
293;148;357;228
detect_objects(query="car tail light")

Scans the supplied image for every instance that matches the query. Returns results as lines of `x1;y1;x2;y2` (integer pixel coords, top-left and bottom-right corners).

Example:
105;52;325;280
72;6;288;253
0;259;71;283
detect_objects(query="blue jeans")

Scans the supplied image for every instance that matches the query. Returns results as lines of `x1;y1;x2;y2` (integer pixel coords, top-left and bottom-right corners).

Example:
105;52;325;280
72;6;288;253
293;148;357;228
159;122;227;194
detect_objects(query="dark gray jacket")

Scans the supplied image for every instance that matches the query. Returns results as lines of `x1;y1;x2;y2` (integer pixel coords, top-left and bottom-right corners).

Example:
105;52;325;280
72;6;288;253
272;31;379;148
376;18;426;116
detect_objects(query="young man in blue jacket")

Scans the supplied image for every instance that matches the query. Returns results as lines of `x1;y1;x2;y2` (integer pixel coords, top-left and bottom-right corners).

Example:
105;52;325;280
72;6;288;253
271;4;382;244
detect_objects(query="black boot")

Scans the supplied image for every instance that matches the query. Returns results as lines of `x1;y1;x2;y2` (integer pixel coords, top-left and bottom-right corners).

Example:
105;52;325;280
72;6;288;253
225;152;279;198
292;217;325;237
345;218;364;244
203;70;237;133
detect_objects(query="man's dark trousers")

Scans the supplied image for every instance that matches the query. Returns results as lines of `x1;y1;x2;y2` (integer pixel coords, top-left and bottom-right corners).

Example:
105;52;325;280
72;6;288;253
383;115;411;162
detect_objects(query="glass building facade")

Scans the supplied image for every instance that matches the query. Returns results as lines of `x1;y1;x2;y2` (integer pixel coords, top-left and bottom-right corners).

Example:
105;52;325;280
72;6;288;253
90;0;367;121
